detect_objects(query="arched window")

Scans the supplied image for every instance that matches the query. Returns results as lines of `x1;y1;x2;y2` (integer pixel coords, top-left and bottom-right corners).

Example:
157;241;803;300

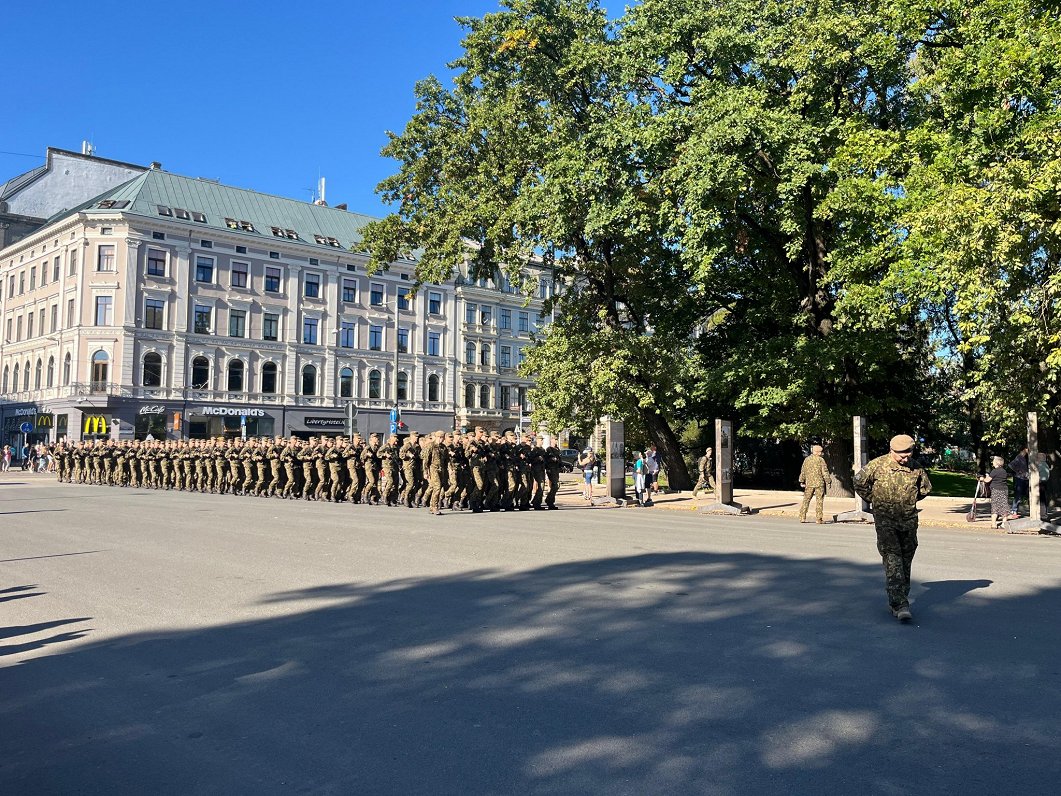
465;383;475;408
465;341;476;366
63;353;71;386
47;356;55;388
34;358;42;389
143;353;163;387
23;359;31;390
428;374;440;403
397;371;408;401
91;350;109;391
191;356;210;389
480;343;491;367
302;364;317;396
480;384;490;408
4;365;11;393
368;369;381;399
227;359;245;392
261;362;278;394
339;367;354;398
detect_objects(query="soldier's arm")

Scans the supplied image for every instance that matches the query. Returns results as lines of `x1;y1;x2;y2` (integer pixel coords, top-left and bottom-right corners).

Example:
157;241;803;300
918;470;933;500
853;460;876;502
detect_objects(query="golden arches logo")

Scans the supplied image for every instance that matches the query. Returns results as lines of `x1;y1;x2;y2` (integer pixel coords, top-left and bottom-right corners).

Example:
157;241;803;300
83;415;108;435
36;414;53;428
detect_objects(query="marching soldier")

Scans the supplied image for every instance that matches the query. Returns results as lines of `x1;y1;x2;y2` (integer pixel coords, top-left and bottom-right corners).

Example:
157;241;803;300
400;432;422;508
327;437;346;502
361;434;382;506
544;440;562;509
344;434;364;503
379;434;401;506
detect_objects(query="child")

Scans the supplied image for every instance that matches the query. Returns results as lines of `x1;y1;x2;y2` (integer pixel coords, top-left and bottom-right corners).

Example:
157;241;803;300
633;452;646;506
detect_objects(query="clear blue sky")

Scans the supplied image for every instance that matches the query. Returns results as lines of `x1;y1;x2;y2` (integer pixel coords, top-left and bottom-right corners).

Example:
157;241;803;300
2;0;613;219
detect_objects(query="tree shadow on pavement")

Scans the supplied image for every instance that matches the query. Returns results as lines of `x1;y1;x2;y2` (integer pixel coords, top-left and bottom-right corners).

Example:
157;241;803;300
1;553;1059;795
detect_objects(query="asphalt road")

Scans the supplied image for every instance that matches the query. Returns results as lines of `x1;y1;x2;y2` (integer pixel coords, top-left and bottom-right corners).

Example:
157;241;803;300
2;476;1060;795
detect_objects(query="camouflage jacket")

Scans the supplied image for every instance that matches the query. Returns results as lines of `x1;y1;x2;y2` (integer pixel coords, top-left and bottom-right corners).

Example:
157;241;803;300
799;454;830;489
854;454;932;516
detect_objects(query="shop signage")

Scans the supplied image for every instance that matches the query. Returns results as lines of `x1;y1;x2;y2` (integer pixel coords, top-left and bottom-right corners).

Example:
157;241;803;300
196;407;267;417
19;422;33;434
304;416;346;429
36;414;53;428
83;415;109;435
139;405;166;415
14;407;37;416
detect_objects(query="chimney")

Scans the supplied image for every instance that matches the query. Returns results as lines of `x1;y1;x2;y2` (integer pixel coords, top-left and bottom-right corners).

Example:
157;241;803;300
81;140;95;156
150;161;162;170
336;203;348;211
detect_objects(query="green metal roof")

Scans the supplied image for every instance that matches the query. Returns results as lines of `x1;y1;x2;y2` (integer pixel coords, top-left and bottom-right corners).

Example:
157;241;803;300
48;169;385;254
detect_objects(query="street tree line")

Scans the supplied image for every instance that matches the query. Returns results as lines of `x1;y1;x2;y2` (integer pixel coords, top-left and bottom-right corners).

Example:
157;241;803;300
362;0;1061;487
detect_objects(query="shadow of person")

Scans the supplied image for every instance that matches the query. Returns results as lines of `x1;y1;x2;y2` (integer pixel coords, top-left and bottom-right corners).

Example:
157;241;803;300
917;579;993;609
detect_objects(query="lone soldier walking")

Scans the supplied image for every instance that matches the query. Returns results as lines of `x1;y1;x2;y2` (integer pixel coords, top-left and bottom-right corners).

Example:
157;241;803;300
798;444;830;523
692;448;715;498
854;434;933;623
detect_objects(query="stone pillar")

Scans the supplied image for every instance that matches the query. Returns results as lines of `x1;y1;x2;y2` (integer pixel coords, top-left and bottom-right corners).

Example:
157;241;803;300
1009;411;1059;534
702;419;748;515
605;417;625;500
837;416;874;523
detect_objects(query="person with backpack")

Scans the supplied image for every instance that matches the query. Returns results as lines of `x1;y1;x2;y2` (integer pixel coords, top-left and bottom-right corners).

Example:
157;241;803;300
578;446;596;501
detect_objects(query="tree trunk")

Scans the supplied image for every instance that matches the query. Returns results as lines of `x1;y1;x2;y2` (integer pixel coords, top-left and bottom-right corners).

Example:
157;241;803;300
642;408;692;490
822;438;855;497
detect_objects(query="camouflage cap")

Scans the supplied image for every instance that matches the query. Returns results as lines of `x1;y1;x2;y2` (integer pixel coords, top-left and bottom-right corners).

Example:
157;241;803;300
889;434;915;453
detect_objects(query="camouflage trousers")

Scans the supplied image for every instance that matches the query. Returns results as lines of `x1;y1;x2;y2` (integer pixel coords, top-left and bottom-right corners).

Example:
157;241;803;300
875;516;918;610
799;486;826;522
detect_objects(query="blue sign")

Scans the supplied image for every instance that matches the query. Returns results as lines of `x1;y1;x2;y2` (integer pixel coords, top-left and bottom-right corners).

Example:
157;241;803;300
389;408;399;423
19;421;33;434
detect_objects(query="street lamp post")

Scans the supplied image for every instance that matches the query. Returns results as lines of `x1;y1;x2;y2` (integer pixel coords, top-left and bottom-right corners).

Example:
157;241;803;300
392;289;401;434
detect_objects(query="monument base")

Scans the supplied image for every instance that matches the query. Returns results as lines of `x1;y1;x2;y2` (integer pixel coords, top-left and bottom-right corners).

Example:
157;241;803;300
836;509;874;524
701;501;750;516
1006;517;1060;535
590;496;626;508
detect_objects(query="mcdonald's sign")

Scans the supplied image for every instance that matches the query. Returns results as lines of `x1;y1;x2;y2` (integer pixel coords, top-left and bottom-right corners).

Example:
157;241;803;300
36;414;53;428
83;415;108;435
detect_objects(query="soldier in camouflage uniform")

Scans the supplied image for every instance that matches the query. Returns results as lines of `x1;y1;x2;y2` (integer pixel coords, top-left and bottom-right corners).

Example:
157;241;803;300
544;441;562;510
344;434;364;503
327;437;346;502
692;448;715;498
267;436;285;497
798;444;830;523
854;434;932;623
423;430;448;515
299;437;317;499
399;432;422;508
280;438;302;498
529;437;547;510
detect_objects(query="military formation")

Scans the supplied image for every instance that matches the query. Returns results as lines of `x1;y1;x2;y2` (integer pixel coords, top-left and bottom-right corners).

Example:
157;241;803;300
51;428;566;514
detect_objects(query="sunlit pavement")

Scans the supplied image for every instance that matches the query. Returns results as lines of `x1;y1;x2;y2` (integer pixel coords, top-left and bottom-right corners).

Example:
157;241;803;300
2;476;1059;794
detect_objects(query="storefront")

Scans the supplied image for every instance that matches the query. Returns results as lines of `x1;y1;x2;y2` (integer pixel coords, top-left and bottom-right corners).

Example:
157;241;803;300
1;405;69;449
187;405;279;440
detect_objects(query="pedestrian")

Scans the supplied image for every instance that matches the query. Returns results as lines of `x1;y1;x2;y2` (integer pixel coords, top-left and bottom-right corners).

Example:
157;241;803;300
692;447;715;497
798;444;831;524
578;446;596;501
2;445;11;472
21;443;30;471
632;452;648;507
1008;448;1029;518
645;444;660;493
853;434;933;623
980;456;1011;529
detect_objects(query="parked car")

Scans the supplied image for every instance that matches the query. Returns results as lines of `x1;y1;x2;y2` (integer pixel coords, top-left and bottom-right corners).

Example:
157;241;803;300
558;449;580;473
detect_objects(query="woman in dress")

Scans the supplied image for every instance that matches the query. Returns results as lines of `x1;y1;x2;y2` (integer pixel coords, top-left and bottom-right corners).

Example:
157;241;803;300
981;456;1011;529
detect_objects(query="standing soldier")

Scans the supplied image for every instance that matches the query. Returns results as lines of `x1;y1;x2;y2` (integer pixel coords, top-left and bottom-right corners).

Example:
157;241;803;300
443;432;461;509
379;434;401;506
854;434;933;623
529;437;547;510
280;438;302;499
692;447;715;498
313;438;331;501
299;437;318;500
399;432;422;508
544;440;562;510
361;434;382;506
159;441;174;490
344;434;364;503
267;435;285;497
466;431;486;513
798;444;831;523
327;437;346;502
415;435;433;507
241;438;258;496
114;441;128;487
424;430;448;515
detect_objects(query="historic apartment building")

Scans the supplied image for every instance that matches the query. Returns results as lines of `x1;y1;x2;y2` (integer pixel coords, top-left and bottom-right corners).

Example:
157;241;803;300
0;163;551;445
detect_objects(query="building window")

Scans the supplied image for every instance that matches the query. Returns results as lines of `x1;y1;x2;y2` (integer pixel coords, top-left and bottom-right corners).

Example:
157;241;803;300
147;249;166;276
480;384;490;408
191;357;210;389
263;313;279;341
29;268;37;290
518;348;527;366
500;308;511;330
398;327;409;354
153;231;166;241
501;385;512;410
370;283;384;306
19;271;25;293
236;245;246;254
5;317;11;342
302;317;319;345
465;383;475;408
95;295;113;326
145;298;165;330
68;249;77;276
97;245;115;272
340;321;355;349
47;358;56;387
2;366;7;393
397;371;409;401
264;266;282;293
91;350;109;391
339;367;354;398
34;358;42;389
22;360;30;391
53;256;60;282
368;369;382;399
63;353;71;386
231;261;248;288
194;306;212;334
229;309;247;338
50;304;58;333
480;306;492;326
40;264;47;287
227;360;245;392
480;343;491;367
369;325;382;351
518;311;530;332
304;272;321;298
427;332;441;357
195;256;214;283
143;353;163;387
397;287;411;310
500;346;511;368
12;363;18;392
465;302;476;325
7;275;13;297
16;316;22;341
67;298;76;326
428;374;440;402
261;362;278;394
27;313;33;339
302;364;317;396
465;341;475;365
428;291;442;314
342;279;357;303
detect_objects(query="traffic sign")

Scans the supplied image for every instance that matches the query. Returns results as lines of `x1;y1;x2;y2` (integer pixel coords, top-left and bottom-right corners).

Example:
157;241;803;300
19;421;33;434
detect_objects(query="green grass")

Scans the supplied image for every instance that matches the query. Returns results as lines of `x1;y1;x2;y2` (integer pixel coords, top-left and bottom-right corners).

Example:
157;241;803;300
926;469;979;498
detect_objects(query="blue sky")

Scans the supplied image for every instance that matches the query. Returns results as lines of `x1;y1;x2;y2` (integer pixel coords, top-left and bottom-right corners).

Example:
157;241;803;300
2;0;614;218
